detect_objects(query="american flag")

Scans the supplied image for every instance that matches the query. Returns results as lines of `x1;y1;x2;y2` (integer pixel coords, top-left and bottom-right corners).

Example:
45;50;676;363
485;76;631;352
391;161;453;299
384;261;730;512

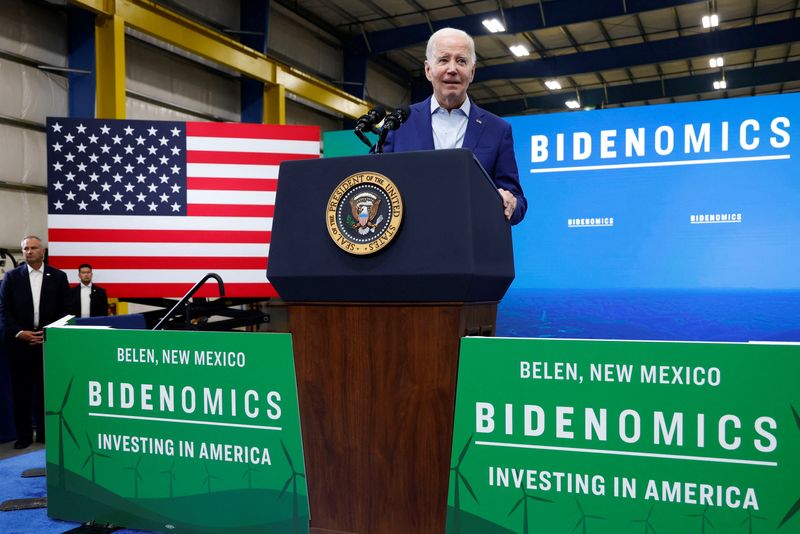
46;118;319;298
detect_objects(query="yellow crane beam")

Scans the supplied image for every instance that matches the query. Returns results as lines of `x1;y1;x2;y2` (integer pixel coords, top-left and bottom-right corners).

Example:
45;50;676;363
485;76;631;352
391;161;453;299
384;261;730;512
95;13;126;118
70;0;370;119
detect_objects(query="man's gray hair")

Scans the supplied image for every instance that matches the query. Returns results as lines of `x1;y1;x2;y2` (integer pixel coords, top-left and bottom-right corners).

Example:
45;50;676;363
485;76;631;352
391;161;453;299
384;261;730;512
426;27;476;63
21;235;43;246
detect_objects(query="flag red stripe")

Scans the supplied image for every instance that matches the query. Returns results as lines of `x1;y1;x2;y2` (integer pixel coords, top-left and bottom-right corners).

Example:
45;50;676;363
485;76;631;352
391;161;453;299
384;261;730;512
99;283;277;299
187;205;275;217
48;229;270;243
187;177;277;191
49;256;268;270
186;151;317;165
186;122;320;141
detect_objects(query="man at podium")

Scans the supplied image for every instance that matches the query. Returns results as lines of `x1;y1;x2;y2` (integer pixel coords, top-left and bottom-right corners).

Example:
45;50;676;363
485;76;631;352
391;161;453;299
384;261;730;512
381;27;527;225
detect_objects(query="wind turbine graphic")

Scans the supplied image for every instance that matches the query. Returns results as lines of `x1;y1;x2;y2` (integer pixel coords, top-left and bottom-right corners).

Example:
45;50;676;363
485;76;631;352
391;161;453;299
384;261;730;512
739;509;766;534
450;433;479;534
631;504;658;534
160;459;178;498
201;462;219;494
124;456;144;498
573;497;604;533
507;486;553;534
686;505;714;533
45;376;80;489
242;465;260;489
778;404;800;529
278;440;305;534
81;430;110;483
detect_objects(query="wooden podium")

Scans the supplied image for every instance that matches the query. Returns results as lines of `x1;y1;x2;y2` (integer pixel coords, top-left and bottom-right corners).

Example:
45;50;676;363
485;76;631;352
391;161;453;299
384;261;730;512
268;150;514;533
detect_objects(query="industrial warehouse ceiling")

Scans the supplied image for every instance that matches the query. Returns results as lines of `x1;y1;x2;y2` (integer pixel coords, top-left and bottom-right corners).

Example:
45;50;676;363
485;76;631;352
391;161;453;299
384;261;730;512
276;0;800;115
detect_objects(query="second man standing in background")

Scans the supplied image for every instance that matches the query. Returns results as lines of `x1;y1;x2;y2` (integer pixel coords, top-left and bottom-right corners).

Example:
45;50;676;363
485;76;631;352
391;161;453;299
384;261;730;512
69;263;108;318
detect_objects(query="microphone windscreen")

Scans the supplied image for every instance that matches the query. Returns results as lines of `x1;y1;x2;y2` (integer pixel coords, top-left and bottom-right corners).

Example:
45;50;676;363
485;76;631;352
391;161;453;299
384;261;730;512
371;107;386;120
396;107;410;123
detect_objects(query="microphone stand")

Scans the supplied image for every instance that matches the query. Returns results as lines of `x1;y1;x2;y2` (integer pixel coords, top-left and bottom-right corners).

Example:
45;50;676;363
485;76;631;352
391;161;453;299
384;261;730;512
373;108;409;154
374;127;390;154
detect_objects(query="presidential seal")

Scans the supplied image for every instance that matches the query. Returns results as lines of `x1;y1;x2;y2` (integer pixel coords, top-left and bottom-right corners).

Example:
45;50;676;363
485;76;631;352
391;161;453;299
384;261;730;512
326;171;403;255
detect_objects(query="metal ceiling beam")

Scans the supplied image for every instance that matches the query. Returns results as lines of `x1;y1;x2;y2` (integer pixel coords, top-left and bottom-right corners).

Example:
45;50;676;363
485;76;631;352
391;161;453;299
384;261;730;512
473;17;800;82
69;0;370;119
350;0;704;54
480;61;800;115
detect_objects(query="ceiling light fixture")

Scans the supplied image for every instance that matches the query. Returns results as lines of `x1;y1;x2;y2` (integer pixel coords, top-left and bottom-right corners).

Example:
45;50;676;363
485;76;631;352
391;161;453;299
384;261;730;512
482;18;506;33
702;14;719;28
545;80;562;90
713;79;727;90
565;100;580;109
509;45;530;57
709;56;724;68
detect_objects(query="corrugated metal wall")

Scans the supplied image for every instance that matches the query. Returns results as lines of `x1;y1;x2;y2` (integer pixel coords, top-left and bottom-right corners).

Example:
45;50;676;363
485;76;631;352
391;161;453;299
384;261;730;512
0;1;67;252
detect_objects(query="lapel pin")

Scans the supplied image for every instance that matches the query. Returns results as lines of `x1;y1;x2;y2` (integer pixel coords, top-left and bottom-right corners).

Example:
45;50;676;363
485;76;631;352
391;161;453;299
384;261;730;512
476;119;482;124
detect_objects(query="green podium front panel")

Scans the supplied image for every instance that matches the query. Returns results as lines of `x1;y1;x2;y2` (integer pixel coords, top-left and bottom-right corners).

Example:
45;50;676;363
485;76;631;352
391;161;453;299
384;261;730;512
44;327;308;534
448;338;800;533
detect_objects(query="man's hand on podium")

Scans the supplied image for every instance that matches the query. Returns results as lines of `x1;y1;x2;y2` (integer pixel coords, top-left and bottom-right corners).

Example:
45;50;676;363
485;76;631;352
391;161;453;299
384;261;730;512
498;188;517;221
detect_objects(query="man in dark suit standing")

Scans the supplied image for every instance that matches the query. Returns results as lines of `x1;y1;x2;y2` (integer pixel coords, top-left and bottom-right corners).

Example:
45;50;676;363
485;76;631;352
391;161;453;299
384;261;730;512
0;236;70;449
381;27;527;225
69;263;109;318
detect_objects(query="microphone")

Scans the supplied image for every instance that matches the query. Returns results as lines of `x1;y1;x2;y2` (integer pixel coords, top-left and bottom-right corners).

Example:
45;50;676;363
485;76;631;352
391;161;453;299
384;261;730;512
354;107;386;133
354;107;386;149
375;107;410;153
381;107;410;132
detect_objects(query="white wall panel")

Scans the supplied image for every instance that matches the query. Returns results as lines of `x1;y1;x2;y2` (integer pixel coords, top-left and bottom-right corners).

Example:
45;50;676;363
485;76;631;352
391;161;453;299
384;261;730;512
0;60;27;120
268;5;342;82
0;190;48;250
0;124;25;184
366;65;410;109
163;0;240;30
286;99;341;133
23;66;68;124
0;0;66;248
0;0;66;67
21;128;47;187
126;97;211;122
0;128;45;186
126;38;240;122
0;58;67;123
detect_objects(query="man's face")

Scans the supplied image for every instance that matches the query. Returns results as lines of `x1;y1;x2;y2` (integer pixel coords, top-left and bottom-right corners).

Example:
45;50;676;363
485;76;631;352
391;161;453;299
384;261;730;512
79;267;93;285
424;34;475;110
21;238;44;267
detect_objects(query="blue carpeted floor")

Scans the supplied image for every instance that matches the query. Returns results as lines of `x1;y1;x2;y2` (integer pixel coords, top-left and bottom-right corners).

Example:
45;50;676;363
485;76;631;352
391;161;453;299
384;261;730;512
0;449;150;533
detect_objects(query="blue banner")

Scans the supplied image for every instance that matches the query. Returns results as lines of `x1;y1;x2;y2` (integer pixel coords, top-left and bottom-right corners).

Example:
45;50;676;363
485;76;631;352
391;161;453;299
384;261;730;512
501;94;800;341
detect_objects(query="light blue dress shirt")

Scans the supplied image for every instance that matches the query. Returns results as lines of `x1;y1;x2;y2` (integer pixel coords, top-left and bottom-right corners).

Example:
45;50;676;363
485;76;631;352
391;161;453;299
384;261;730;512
430;96;471;150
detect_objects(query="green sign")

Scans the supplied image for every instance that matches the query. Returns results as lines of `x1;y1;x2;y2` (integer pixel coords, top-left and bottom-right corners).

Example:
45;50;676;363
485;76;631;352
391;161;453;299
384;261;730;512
322;129;374;158
44;328;308;533
447;338;800;533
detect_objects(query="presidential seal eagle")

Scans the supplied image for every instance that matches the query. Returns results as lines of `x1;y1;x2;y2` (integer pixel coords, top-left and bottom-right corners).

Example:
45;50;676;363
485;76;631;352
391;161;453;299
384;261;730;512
349;192;383;234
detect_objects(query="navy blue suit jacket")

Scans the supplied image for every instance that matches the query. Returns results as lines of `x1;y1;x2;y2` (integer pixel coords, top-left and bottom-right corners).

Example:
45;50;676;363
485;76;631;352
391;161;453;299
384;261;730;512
0;264;70;345
381;96;527;224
